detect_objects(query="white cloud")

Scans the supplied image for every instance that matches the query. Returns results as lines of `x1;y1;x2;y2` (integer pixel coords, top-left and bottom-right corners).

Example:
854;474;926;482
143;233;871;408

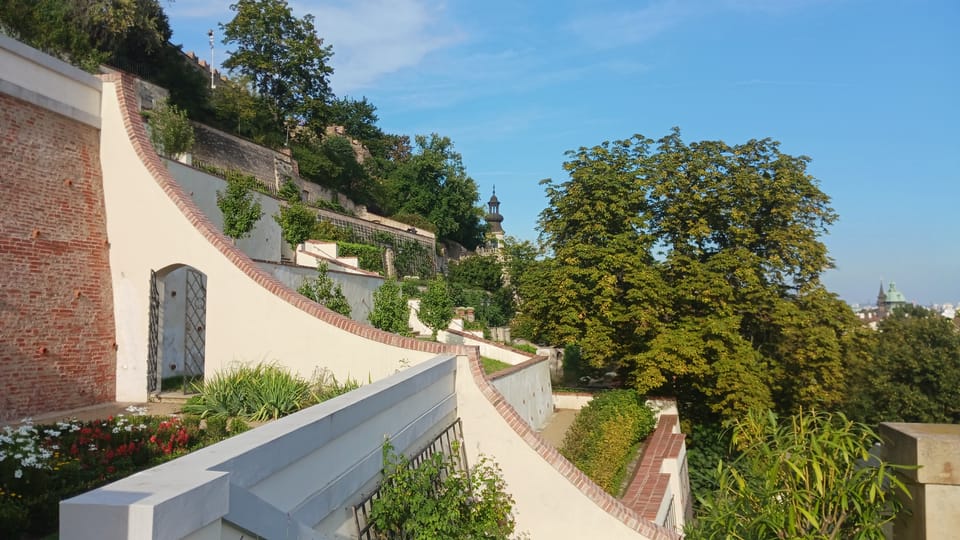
165;0;232;20
294;0;464;94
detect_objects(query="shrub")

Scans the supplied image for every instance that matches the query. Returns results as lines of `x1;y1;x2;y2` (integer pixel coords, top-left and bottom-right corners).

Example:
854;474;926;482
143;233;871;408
559;389;656;494
419;277;454;339
309;367;362;403
370;440;519;539
147;100;194;157
0;411;212;536
337;241;385;274
298;262;352;317
687;410;912;540
216;174;263;241
274;201;317;251
369;279;411;335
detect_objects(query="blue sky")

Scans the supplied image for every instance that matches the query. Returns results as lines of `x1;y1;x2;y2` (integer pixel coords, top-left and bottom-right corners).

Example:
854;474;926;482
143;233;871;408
167;0;959;306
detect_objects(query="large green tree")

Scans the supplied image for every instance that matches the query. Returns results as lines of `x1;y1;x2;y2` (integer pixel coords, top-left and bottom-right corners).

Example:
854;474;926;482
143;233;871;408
382;134;486;250
221;0;334;127
845;305;960;425
520;129;854;422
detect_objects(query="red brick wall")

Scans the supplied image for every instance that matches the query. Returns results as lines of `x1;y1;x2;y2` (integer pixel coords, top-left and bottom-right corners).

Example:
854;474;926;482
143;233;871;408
0;93;116;421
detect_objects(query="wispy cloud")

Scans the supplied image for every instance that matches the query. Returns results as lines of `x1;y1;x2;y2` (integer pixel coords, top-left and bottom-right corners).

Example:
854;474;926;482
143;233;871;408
295;0;464;94
165;0;231;20
566;0;832;49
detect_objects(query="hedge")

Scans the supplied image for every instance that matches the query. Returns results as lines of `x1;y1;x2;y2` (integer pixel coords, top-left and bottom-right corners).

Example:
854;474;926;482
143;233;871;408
559;389;656;495
337;241;385;274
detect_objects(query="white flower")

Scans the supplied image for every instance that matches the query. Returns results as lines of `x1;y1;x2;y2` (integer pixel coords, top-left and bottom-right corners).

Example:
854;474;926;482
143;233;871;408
112;427;120;434
14;469;22;479
88;444;98;451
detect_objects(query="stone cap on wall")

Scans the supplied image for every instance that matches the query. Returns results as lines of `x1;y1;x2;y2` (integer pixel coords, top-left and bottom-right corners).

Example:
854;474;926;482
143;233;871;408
880;422;960;485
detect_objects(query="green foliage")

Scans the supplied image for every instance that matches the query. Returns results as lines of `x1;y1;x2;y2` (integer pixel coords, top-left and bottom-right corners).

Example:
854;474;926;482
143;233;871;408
312;220;352;241
449;286;512;328
182;363;308;421
419;277;454;339
370;440;518;539
0;0;172;72
382;134;486;249
292;135;376;205
147;100;195;157
278;177;301;203
390;212;438;233
448;255;503;292
369;279;411;335
337;242;385;274
315;96;383;144
221;0;333;126
181;363;360;422
307;367;362;403
209;75;282;144
216;174;263;241
298;262;352;317
684;423;732;505
844;305;960;425
687;410;911;540
559;390;656;495
393;239;434;278
274;201;317;251
509;343;537;355
0;411;237;536
522;129;853;424
401;279;425;299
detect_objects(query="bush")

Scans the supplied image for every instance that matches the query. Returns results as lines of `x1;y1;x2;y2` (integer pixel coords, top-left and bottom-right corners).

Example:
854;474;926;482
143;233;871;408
559;389;656;494
298;262;352;317
337;241;385;274
369;279;411;335
687;410;912;540
370;440;519;539
0;412;216;536
147;100;194;157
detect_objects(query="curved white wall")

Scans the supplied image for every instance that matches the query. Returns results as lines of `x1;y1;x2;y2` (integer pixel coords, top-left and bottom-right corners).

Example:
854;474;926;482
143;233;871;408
99;76;455;402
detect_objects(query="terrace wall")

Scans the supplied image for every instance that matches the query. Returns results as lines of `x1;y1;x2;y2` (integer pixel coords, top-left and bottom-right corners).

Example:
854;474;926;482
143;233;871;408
0;35;116;420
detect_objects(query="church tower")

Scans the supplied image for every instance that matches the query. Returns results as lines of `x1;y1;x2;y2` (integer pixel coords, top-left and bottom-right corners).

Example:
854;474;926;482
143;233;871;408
484;187;505;253
877;281;887;318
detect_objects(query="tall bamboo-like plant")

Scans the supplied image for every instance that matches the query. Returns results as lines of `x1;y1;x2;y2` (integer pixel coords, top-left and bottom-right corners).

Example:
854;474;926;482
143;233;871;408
687;410;912;540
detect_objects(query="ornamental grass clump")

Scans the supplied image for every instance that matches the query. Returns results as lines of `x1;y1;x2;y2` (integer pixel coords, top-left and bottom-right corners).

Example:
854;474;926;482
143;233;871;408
182;363;311;421
182;363;362;422
559;389;656;495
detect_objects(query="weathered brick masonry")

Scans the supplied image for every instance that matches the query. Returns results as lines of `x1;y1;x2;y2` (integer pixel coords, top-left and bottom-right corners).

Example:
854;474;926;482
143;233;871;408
0;93;116;421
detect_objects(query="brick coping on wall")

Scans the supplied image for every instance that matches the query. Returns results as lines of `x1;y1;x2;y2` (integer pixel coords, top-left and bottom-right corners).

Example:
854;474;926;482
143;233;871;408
621;414;684;521
295;247;383;278
464;352;683;540
487;355;550;381
105;72;679;539
102;72;463;357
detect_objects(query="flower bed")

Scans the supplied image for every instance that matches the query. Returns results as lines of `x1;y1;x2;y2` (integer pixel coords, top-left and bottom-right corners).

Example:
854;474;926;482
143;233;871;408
0;407;229;537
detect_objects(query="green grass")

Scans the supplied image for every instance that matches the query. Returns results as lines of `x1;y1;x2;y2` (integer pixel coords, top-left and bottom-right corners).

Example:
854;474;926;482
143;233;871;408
481;357;513;375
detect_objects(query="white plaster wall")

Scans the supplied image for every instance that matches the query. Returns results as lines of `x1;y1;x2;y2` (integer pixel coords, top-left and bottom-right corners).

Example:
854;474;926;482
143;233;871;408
489;359;554;430
61;356;459;540
0;35;101;127
164;159;282;263
554;392;594;410
99;82;439;402
256;261;384;324
455;355;658;539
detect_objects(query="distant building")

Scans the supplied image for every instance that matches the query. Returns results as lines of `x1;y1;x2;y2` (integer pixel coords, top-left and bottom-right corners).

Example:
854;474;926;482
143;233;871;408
877;281;908;318
480;187;505;256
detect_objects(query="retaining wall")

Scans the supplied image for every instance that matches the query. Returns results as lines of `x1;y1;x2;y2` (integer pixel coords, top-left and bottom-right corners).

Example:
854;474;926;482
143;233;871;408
0;35;116;420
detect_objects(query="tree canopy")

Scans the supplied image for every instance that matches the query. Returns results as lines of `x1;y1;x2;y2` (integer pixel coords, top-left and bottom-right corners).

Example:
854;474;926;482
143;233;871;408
844;305;960;425
382;134;486;250
516;129;855;422
221;0;334;127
